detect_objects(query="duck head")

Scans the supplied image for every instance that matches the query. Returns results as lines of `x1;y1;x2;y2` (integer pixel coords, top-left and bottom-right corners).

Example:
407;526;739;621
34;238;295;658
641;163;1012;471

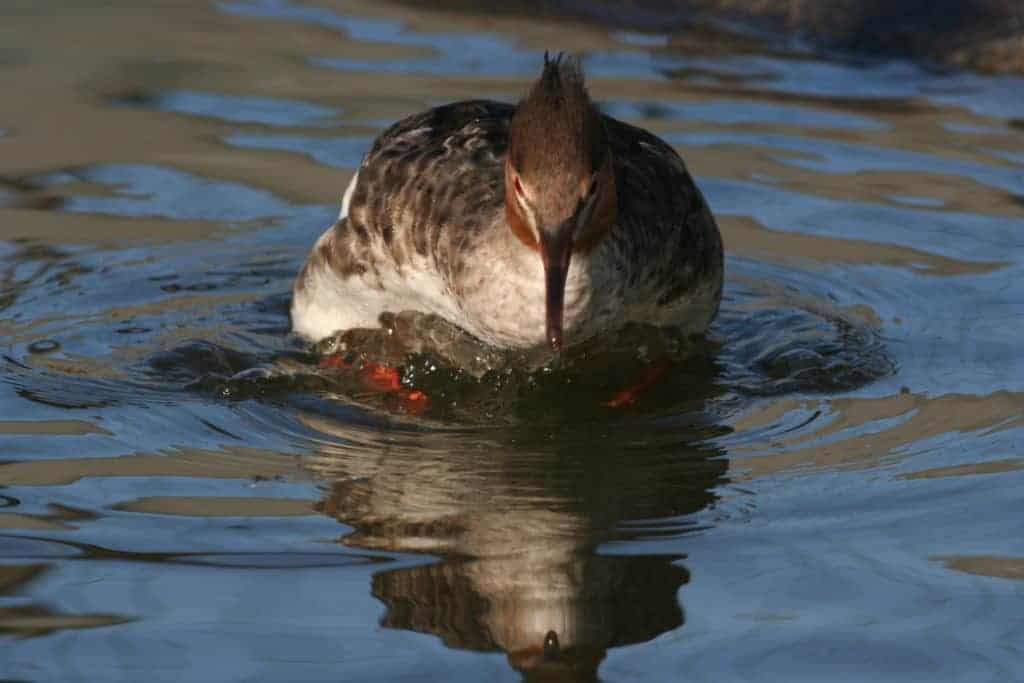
505;53;618;351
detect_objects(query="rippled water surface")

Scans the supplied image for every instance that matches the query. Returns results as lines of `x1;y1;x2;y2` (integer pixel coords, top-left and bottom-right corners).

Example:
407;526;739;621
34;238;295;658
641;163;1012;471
2;1;1023;681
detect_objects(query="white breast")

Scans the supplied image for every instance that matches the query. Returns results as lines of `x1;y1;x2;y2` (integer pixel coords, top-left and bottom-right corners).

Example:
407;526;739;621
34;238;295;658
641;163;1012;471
456;240;593;348
291;241;461;343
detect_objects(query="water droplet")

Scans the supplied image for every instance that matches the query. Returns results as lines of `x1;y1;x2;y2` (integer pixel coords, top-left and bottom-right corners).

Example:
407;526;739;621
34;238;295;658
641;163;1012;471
543;630;559;659
28;339;59;354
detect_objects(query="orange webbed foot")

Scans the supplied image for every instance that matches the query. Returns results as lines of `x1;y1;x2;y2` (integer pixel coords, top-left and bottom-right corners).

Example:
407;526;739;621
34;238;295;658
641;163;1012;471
319;353;430;414
386;388;430;415
603;360;673;408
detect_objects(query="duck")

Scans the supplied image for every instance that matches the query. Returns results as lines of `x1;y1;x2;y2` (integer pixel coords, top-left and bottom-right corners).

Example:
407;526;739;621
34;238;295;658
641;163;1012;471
292;53;723;360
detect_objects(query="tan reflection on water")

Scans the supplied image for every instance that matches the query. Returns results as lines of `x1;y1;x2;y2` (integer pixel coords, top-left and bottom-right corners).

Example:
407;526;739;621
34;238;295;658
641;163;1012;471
936;555;1024;581
0;564;131;639
0;447;309;487
3;0;1024;246
720;215;1008;276
0;419;112;436
900;458;1024;480
731;391;1024;477
0;500;98;530
113;496;316;517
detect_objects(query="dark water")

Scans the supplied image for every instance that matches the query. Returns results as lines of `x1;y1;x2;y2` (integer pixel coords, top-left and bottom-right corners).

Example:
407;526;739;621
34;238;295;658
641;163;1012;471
2;1;1023;681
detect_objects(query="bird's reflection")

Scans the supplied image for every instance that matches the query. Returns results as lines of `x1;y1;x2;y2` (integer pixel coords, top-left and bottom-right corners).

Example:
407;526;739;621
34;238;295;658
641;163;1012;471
300;377;727;681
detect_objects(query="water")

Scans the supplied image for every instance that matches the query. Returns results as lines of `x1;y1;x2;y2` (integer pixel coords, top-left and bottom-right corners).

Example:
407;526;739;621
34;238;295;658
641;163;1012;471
1;1;1023;680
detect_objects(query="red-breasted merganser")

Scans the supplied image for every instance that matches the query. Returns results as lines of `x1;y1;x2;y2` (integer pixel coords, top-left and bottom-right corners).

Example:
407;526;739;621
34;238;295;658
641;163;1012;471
292;54;723;356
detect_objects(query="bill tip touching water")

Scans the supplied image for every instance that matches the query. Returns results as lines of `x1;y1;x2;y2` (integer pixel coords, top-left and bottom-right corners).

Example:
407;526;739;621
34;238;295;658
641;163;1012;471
291;53;723;375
